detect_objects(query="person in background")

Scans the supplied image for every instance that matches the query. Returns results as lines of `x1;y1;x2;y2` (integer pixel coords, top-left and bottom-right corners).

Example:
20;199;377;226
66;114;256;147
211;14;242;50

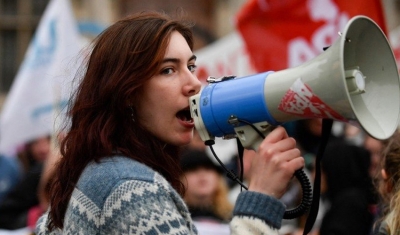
37;132;66;217
0;135;51;230
180;148;233;234
363;135;385;229
0;154;22;204
318;140;375;235
35;11;304;234
373;130;400;234
364;135;385;179
292;119;343;171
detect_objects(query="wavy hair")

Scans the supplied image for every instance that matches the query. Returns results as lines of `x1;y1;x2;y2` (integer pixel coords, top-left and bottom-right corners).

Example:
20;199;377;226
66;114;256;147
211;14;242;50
47;11;194;230
377;130;400;233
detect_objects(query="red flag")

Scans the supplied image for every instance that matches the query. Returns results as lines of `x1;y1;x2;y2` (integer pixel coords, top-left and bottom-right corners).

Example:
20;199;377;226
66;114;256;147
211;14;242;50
391;28;400;70
236;0;387;72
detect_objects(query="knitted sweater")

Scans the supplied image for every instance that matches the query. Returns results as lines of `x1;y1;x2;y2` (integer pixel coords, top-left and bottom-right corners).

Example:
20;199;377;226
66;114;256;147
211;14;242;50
35;156;285;234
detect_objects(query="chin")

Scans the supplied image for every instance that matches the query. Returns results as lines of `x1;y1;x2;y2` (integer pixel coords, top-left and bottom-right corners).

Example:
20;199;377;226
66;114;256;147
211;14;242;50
155;128;193;146
174;134;194;146
163;136;192;147
176;138;193;146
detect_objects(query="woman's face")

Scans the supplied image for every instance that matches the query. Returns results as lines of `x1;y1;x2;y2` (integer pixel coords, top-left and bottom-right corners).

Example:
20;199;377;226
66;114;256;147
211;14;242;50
136;31;201;146
30;136;50;162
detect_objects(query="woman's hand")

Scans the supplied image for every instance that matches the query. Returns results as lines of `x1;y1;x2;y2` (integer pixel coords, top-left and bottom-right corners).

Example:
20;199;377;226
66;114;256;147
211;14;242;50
247;126;304;198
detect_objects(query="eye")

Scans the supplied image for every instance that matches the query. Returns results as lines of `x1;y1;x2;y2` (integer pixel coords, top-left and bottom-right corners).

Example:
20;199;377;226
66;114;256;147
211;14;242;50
188;64;197;73
161;68;174;75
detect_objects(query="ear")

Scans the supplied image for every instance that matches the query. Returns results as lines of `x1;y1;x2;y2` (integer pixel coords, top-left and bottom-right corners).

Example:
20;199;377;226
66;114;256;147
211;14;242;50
381;169;388;180
382;169;393;193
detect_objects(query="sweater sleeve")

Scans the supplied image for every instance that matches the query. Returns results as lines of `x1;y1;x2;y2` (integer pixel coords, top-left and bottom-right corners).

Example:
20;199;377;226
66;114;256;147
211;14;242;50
230;191;285;235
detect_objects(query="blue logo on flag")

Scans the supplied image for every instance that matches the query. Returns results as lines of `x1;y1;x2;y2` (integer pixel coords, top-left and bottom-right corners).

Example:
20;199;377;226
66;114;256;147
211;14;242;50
23;18;57;70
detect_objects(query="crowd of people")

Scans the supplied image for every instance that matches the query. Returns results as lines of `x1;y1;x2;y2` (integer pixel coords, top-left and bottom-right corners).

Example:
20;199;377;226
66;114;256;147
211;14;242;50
0;10;399;235
0;135;51;231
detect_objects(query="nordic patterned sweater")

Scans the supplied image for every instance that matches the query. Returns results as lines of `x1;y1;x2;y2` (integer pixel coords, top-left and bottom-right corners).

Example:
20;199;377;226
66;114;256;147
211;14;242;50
35;155;285;234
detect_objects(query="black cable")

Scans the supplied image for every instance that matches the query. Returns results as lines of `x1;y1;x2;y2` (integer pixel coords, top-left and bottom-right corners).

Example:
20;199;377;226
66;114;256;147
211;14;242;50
206;119;313;220
237;119;313;219
206;142;248;190
236;119;266;138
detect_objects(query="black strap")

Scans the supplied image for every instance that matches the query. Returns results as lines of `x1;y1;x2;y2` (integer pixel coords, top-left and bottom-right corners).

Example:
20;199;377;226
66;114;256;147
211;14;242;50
236;137;245;192
302;119;333;234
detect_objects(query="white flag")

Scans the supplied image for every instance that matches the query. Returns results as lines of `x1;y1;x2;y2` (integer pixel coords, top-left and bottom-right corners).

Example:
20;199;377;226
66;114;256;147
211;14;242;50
0;0;83;156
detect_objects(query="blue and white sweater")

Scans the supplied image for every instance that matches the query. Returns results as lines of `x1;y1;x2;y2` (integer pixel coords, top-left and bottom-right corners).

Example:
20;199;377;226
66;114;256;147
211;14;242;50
36;156;285;234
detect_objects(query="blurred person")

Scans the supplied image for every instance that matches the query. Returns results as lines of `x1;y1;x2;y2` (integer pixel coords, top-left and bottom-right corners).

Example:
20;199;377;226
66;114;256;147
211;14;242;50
364;135;385;228
35;11;304;234
365;135;385;179
16;135;50;173
373;130;400;234
0;154;22;204
180;149;232;234
0;135;51;230
36;132;67;215
343;123;365;146
318;140;375;235
292;119;343;171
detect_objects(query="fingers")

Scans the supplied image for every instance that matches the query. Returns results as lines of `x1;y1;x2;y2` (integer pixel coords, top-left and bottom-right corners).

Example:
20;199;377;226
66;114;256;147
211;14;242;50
267;148;304;175
272;148;302;163
290;155;305;172
259;137;297;156
264;126;288;143
246;126;305;198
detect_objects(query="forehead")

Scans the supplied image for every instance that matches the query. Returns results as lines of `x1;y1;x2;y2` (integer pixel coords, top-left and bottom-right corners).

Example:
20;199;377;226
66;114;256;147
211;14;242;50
164;31;192;58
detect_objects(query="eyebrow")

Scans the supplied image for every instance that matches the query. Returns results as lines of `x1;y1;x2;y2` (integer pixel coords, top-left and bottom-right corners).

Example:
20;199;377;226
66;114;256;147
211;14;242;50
162;54;197;64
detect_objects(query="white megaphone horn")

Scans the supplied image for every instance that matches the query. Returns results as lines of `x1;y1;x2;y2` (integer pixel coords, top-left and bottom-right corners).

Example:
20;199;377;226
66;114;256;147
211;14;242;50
190;15;400;150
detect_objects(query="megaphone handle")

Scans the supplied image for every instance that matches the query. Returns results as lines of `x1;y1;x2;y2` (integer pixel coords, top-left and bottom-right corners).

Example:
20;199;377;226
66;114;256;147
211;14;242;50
234;123;313;219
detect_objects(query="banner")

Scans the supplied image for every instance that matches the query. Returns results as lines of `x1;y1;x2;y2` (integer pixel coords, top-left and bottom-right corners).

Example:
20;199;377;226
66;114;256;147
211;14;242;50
0;0;83;156
194;31;256;83
236;0;387;72
390;26;400;71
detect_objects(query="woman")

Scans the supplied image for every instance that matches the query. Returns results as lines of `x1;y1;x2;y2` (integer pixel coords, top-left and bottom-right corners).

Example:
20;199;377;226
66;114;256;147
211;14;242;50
36;11;304;234
374;130;400;234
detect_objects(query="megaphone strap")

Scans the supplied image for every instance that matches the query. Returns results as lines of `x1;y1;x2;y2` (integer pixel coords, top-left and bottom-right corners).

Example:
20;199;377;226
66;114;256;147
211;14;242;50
302;119;333;235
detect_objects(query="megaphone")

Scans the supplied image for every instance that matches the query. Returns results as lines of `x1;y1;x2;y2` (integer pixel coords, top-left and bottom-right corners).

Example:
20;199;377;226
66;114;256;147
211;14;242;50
190;15;400;149
189;15;400;220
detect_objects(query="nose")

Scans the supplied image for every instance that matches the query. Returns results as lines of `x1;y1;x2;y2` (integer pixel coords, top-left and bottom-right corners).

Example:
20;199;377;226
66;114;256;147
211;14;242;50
185;72;202;96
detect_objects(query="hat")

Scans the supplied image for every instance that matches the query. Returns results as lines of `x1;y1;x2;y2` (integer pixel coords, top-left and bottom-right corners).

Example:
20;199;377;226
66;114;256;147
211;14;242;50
180;149;224;174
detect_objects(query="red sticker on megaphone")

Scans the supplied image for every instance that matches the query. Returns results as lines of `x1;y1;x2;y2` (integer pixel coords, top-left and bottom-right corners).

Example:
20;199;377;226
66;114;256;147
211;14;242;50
278;78;347;121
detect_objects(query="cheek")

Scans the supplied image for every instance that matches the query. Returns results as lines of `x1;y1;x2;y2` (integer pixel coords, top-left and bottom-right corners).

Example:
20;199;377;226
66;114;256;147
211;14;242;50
208;173;220;189
136;94;162;127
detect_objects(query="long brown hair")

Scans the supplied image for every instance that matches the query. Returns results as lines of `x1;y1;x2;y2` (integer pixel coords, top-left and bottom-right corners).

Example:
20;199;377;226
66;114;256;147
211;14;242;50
47;11;194;230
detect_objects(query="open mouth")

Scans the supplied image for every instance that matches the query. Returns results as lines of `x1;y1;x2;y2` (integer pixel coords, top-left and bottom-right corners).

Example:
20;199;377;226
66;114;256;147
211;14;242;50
176;107;193;123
